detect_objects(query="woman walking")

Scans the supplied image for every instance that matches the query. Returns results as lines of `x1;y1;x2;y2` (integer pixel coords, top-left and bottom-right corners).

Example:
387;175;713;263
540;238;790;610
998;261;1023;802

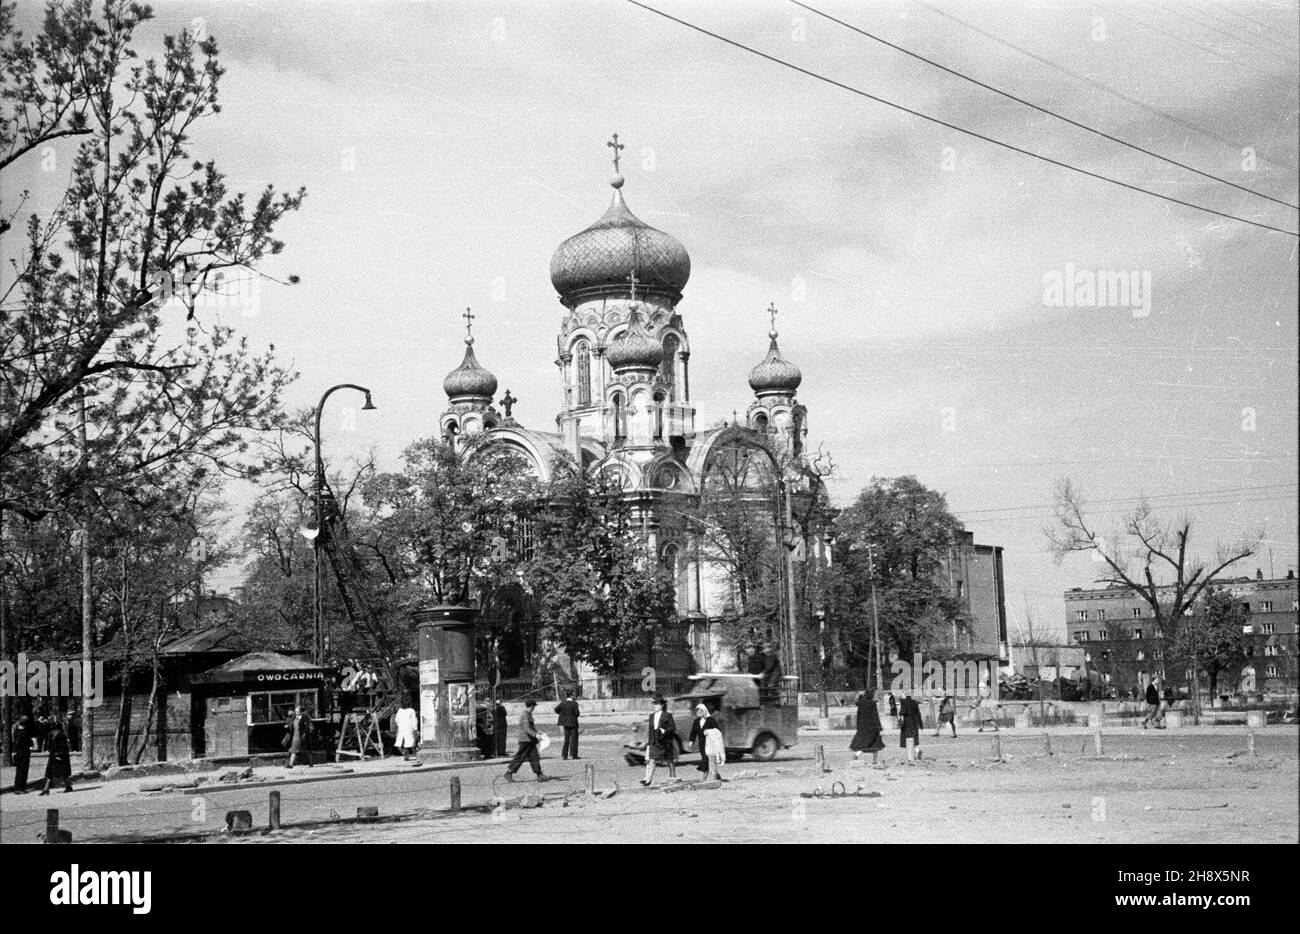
849;690;886;764
688;703;724;781
39;719;74;795
641;694;679;785
284;705;314;768
898;693;923;759
393;696;419;760
936;694;957;737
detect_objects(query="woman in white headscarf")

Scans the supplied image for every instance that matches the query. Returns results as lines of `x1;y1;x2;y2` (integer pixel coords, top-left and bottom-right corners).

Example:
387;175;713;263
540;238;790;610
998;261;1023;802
688;702;725;781
393;696;420;760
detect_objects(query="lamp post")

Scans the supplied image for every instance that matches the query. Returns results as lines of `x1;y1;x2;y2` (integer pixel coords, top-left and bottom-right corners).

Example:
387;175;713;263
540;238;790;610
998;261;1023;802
865;543;883;692
311;384;376;666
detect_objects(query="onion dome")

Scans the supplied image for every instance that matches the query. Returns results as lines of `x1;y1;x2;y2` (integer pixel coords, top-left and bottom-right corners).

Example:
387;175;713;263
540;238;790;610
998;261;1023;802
606;305;663;371
748;330;802;396
443;338;498;401
549;175;691;302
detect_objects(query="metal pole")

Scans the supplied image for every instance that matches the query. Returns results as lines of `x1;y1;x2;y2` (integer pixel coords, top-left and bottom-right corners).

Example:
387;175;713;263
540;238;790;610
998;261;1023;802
78;390;95;771
866;544;882;692
783;481;799;688
310;383;375;667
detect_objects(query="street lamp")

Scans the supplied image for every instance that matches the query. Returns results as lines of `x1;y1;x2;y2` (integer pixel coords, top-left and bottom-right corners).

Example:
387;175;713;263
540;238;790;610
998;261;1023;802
311;383;376;666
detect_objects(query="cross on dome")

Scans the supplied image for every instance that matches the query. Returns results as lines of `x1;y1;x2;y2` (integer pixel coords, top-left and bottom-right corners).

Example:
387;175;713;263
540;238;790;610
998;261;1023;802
463;307;476;344
767;302;779;339
607;133;625;174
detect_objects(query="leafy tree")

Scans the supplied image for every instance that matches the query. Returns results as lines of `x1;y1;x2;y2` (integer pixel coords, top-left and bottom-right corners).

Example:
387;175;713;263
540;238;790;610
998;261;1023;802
528;461;676;677
829;476;967;683
1;0;302;518
1172;587;1248;697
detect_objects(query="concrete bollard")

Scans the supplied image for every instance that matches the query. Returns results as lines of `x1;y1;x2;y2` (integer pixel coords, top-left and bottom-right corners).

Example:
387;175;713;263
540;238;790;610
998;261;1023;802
584;763;596;795
993;733;1003;760
1247;732;1256;757
1088;704;1105;730
814;744;826;772
1093;731;1104;757
1245;710;1266;730
1015;709;1031;730
226;810;254;832
269;791;281;830
905;738;915;762
450;777;461;812
45;809;60;844
1043;733;1053;756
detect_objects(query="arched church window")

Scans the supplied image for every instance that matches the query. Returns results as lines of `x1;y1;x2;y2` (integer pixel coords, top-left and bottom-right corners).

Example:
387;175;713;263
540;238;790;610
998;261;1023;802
660;334;680;400
575;341;592;406
753;411;768;434
792;411;804;455
612;392;626;441
661;542;680;610
653;392;665;440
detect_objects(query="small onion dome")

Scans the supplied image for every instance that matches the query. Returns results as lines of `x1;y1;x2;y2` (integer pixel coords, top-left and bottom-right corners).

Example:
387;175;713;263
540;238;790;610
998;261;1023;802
748;333;802;396
549;180;691;302
606;306;663;371
442;339;498;401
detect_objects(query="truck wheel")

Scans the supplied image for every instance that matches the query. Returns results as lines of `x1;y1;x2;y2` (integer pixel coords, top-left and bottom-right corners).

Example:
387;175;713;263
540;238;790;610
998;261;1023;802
751;733;779;762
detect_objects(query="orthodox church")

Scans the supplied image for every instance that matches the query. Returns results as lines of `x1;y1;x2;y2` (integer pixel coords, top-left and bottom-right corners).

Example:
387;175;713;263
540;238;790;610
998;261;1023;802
437;137;830;686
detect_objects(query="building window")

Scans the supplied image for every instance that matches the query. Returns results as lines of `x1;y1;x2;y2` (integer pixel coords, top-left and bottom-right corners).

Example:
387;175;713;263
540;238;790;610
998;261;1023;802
249;690;316;726
1076;610;1088;620
1262;623;1275;635
653;392;665;440
1241;603;1251;613
1264;645;1279;656
1156;669;1166;680
1266;665;1278;678
1074;630;1089;642
1131;607;1143;618
1154;628;1163;639
1153;648;1163;660
575;342;592;405
1133;628;1143;640
661;334;680;399
1241;625;1253;635
612;392;626;440
1097;630;1108;641
1260;601;1272;612
1095;609;1105;620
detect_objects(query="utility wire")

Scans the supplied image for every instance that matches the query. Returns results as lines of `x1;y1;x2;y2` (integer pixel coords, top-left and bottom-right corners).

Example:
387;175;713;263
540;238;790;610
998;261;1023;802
954;482;1300;517
912;0;1298;174
1089;1;1297;86
790;0;1298;211
1187;0;1300;50
625;1;1299;237
1154;0;1300;60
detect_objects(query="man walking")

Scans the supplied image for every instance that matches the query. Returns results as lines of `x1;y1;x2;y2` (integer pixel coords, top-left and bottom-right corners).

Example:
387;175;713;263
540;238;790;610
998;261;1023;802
504;699;545;782
1141;678;1162;729
10;714;34;794
555;691;581;760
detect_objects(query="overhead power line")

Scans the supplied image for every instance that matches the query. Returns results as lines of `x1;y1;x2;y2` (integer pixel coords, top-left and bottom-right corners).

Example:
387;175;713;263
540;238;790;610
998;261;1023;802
625;1;1299;237
911;0;1298;174
1187;0;1300;51
1089;1;1297;86
955;482;1300;517
1154;0;1300;61
790;0;1298;211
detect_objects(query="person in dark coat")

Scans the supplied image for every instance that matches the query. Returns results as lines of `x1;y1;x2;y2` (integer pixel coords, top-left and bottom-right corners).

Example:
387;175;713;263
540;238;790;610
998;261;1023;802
1141;679;1162;728
936;694;957;737
39;720;73;795
504;699;545;782
10;714;34;793
887;692;898;718
849;691;886;764
284;705;314;768
759;643;783;705
554;691;581;760
898;694;923;758
65;710;81;752
641;694;679;785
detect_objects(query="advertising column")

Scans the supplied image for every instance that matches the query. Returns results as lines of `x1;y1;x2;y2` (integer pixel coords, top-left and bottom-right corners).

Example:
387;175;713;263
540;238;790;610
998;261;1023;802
412;604;480;761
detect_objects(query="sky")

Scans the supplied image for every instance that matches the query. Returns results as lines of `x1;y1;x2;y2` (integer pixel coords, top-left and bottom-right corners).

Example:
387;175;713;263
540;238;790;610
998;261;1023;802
7;0;1298;640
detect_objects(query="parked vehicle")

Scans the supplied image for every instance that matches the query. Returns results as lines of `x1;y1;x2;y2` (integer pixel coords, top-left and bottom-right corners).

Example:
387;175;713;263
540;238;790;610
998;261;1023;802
622;673;798;765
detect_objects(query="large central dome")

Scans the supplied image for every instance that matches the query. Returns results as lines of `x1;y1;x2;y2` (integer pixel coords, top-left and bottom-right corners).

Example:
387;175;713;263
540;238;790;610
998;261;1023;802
549;176;691;303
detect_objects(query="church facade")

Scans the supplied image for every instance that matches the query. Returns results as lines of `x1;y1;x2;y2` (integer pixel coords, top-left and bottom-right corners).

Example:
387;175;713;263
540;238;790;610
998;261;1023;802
437;140;830;689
